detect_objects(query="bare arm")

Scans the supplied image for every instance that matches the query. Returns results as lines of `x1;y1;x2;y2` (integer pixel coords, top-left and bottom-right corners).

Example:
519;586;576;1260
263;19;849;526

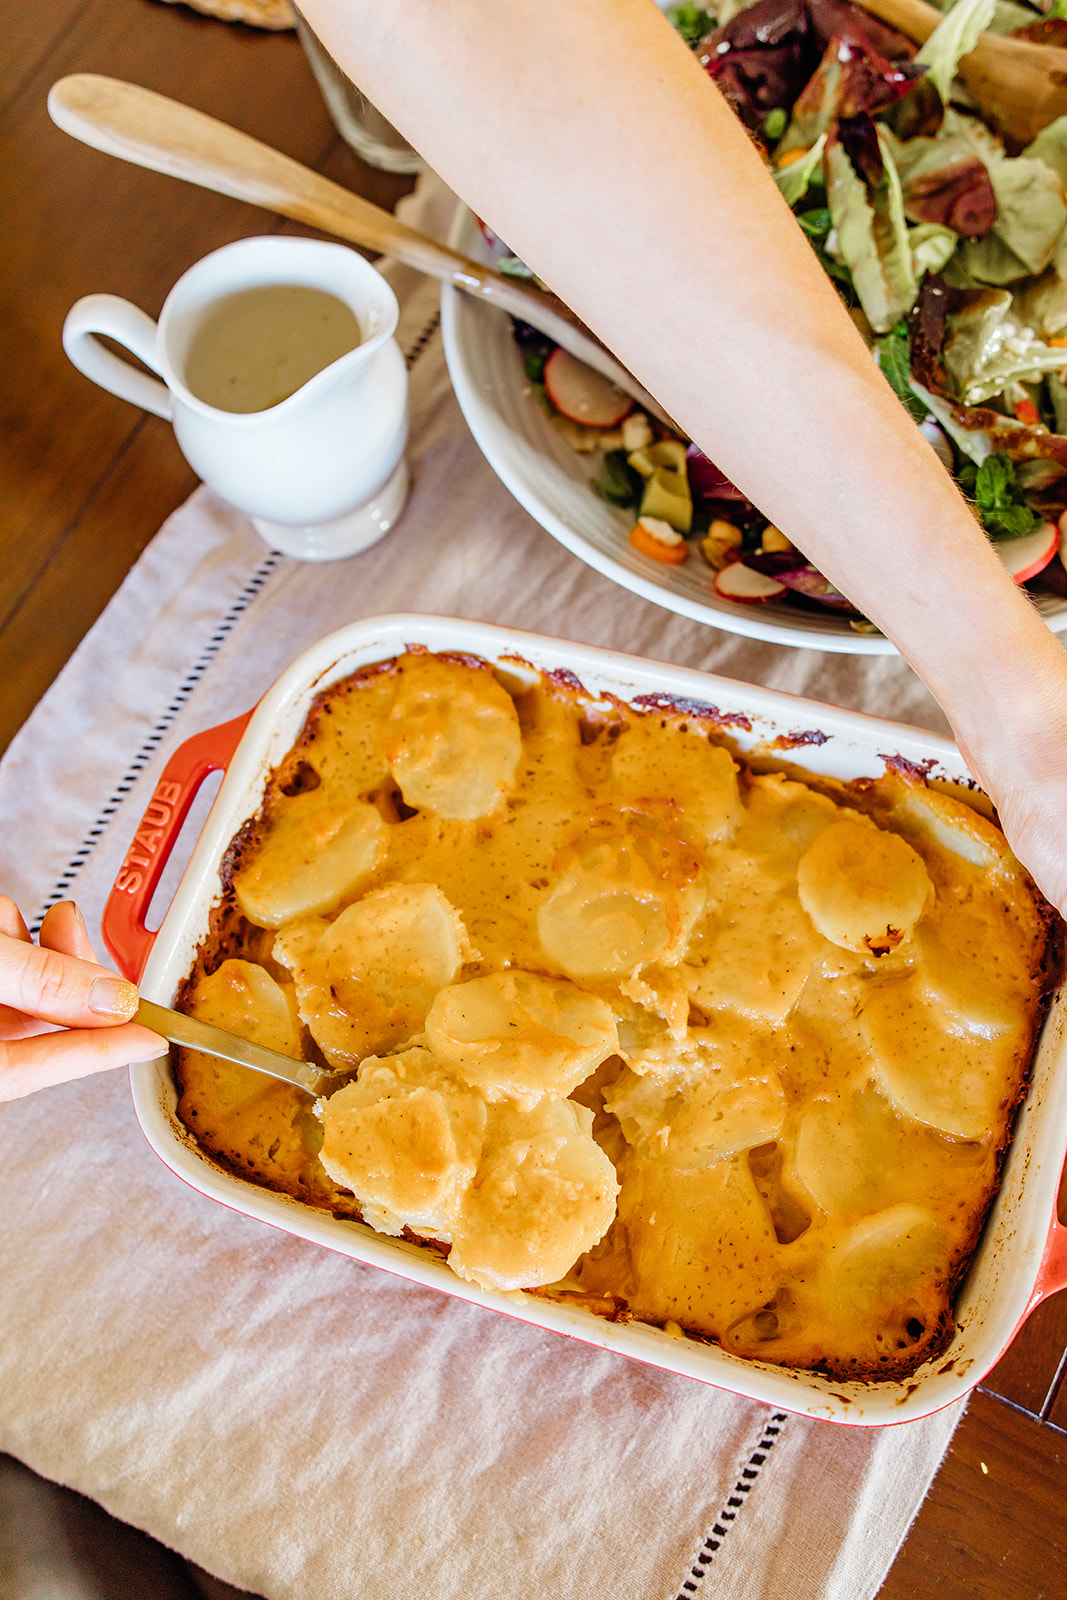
301;0;1067;911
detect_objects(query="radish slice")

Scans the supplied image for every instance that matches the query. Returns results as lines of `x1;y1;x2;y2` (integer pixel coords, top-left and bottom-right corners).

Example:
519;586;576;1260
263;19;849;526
995;521;1059;583
920;418;954;474
543;348;634;427
714;561;788;603
1058;510;1067;573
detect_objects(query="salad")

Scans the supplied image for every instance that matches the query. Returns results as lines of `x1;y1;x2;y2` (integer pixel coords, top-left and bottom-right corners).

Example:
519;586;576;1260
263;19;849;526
495;0;1067;627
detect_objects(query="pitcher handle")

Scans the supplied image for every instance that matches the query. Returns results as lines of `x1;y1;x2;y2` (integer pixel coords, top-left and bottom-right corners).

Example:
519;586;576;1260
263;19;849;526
62;293;173;420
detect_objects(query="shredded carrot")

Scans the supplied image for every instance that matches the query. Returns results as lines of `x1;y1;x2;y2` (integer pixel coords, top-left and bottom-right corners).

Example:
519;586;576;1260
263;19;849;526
629;520;688;565
1014;397;1042;426
1049;337;1067;348
776;148;809;168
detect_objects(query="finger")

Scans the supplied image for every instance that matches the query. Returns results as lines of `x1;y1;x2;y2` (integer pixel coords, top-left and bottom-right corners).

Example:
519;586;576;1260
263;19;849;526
0;904;102;1039
0;931;140;1031
39;901;97;963
0;1022;166;1103
0;896;31;942
0;906;41;1035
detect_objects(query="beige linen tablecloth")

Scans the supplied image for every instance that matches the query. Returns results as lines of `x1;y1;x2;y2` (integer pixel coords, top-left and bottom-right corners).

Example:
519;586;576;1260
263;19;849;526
0;174;968;1600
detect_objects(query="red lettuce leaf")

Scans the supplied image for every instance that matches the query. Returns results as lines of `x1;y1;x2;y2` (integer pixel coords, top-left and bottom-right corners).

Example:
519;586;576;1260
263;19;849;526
686;444;747;499
743;551;859;608
901;157;996;237
836;110;886;185
699;0;916;132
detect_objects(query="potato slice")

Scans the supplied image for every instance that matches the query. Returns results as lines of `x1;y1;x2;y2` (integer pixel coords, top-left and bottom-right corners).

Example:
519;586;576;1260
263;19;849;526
318;1048;486;1238
233;791;387;929
605;1064;786;1166
610;1151;782;1334
381;654;522;820
610;723;742;843
861;973;1025;1140
797;817;932;955
914;905;1035;1040
447;1097;619;1292
425;970;618;1108
536;818;705;982
274;883;469;1069
684;891;825;1023
181;957;302;1118
817;1204;945;1318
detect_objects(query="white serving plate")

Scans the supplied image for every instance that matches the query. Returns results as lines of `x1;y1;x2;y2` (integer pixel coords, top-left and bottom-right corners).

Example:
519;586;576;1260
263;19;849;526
440;209;1067;655
103;615;1067;1425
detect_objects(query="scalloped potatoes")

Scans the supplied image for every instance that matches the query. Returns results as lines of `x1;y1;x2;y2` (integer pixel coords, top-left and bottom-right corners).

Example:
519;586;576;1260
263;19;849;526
175;649;1056;1381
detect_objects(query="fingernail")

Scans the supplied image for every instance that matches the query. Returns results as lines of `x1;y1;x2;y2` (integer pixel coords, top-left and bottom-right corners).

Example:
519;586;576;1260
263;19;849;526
89;975;139;1020
60;901;88;934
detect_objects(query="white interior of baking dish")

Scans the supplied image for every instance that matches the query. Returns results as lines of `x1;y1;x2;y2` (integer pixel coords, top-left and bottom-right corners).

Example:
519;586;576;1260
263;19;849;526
128;615;1067;1425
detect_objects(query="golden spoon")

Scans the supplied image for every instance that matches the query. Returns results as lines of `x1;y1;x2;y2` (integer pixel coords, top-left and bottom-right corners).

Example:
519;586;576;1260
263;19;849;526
136;997;334;1097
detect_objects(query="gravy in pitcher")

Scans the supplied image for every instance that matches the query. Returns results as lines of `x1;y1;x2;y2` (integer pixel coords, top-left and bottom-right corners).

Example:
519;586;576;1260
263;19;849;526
184;283;362;413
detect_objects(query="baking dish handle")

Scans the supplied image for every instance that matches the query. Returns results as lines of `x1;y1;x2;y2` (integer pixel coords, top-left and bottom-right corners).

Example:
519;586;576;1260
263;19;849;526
101;709;253;981
1029;1185;1067;1310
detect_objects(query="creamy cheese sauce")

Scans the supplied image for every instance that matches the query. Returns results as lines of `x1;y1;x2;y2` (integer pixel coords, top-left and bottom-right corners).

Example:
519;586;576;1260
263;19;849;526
176;650;1054;1380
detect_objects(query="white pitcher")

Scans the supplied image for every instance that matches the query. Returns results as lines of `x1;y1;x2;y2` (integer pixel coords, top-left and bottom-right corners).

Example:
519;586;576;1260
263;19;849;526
63;235;409;561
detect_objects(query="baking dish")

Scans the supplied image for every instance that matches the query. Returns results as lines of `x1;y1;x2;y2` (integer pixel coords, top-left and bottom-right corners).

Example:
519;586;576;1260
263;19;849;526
102;614;1067;1425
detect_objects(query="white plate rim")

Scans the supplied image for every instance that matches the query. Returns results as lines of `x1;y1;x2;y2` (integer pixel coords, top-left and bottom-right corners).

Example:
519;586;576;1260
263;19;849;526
439;207;1067;656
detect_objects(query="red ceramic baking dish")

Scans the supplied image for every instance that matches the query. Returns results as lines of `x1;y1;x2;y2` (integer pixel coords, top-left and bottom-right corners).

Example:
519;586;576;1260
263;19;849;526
102;615;1067;1425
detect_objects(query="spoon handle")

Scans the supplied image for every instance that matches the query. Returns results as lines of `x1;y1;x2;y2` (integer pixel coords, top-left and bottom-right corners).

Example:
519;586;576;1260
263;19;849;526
47;73;674;425
136;997;327;1096
849;0;1067;146
846;0;941;42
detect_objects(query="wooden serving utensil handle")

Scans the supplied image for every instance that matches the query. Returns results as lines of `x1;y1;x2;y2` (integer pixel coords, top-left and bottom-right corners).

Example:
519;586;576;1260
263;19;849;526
851;0;1067;146
850;0;941;42
47;74;674;424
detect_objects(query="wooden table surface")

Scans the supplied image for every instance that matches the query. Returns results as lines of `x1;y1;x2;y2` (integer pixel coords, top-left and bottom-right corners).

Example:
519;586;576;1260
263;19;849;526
2;2;1065;1595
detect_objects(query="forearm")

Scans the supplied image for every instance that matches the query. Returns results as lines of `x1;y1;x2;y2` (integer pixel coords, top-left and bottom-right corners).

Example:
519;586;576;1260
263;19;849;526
301;0;1067;840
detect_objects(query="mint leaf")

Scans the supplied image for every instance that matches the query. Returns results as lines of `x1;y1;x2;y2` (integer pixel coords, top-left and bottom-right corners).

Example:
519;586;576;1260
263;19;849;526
975;452;1012;507
971;450;1042;540
983;502;1041;539
876;322;929;424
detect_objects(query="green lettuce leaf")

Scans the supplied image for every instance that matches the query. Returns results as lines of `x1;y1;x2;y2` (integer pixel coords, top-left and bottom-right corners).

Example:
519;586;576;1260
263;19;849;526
910;381;993;461
988;0;1049;29
1013;228;1067;341
959;158;1067;284
1023;116;1067;189
915;0;996;104
826;125;917;331
774;133;827;207
909;222;958;277
942;288;1067;402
